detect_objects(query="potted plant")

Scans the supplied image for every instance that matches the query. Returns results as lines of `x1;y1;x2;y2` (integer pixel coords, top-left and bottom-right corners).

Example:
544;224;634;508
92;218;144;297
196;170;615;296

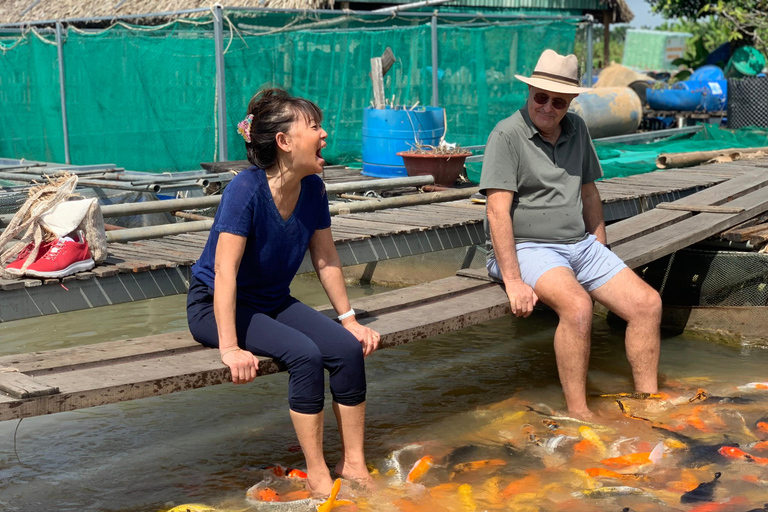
396;143;472;187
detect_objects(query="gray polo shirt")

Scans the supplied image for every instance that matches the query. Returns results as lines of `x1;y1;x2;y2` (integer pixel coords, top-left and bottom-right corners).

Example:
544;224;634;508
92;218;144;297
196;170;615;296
479;106;602;256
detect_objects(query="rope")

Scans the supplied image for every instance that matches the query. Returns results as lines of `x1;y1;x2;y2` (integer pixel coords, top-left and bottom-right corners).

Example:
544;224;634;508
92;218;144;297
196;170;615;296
0;175;79;279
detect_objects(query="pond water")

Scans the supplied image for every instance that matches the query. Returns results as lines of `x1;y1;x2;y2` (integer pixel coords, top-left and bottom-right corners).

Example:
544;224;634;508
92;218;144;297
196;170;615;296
1;275;767;511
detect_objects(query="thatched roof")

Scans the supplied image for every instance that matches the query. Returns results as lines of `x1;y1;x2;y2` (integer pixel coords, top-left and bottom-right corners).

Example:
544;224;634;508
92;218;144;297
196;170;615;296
587;0;634;24
0;0;332;26
1;0;633;26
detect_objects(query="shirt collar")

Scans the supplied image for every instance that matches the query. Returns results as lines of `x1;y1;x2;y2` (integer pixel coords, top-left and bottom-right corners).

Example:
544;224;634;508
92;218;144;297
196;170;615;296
520;104;576;142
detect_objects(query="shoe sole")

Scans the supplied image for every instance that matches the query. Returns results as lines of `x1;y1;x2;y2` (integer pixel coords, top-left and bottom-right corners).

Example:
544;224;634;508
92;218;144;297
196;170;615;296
25;258;96;279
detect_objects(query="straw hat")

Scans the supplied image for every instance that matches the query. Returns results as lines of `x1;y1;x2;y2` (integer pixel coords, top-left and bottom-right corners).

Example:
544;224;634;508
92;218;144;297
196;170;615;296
515;49;591;94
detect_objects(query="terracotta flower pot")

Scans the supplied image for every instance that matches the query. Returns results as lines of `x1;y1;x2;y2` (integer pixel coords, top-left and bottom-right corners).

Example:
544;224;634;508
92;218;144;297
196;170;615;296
396;151;472;187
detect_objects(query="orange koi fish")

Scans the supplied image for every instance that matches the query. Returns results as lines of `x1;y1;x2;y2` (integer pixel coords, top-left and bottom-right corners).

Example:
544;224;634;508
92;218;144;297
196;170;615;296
688;497;748;512
667;468;701;493
738;382;768;391
316;479;354;512
756;421;768;434
267;465;308;479
579;426;607;457
407;456;435;483
501;474;541;497
718;446;768;465
599;442;664;468
256;487;281;502
451;459;506;475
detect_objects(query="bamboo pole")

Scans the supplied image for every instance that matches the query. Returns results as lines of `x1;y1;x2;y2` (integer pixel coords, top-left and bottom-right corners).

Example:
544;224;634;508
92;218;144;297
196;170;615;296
657;147;768;169
330;186;479;215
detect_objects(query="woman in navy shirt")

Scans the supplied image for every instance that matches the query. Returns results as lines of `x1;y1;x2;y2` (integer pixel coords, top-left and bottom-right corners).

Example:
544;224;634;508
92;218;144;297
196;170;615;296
187;89;379;495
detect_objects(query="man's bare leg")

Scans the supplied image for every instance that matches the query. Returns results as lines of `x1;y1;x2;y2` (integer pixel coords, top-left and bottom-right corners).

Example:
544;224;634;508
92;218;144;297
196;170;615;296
534;266;595;416
589;267;661;393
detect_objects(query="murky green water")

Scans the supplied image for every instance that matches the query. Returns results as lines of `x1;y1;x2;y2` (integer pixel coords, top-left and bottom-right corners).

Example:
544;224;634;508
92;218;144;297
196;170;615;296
1;275;768;511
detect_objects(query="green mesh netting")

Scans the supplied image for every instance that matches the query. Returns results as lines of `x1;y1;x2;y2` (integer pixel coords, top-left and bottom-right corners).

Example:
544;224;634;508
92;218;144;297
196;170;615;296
465;124;768;184
595;124;768;180
0;32;64;162
0;13;577;172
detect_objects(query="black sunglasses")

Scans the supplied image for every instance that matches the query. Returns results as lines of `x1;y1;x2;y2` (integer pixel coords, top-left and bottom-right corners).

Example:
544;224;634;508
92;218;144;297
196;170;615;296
532;92;569;110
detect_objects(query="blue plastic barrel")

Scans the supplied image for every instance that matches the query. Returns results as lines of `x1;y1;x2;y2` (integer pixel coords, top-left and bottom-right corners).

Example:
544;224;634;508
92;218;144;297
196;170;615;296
362;107;445;178
690;65;725;82
646;80;727;112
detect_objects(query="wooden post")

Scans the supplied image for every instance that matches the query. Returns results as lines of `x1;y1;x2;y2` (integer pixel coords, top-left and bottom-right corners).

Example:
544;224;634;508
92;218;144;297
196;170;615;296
603;10;611;69
370;57;385;109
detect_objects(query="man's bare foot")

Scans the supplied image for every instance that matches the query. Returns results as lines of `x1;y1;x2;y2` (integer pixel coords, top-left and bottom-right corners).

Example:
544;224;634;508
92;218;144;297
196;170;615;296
306;471;334;497
569;408;596;422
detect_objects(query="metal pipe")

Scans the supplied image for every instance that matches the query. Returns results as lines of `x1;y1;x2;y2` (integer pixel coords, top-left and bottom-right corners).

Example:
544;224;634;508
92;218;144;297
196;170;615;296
106;219;214;243
373;0;454;14
585;14;593;88
100;196;223;218
431;14;439;107
0;172;160;193
173;211;213;221
213;4;228;162
326;175;433;194
330;186;479;215
128;172;224;185
55;22;71;165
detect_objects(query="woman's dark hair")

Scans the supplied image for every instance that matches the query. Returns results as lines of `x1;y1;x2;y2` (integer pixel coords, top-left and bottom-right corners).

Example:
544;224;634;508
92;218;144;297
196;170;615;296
244;88;323;169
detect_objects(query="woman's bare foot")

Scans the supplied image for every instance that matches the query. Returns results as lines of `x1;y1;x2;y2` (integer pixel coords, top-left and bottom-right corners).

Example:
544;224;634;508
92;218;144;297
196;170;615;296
306;469;334;497
334;461;377;491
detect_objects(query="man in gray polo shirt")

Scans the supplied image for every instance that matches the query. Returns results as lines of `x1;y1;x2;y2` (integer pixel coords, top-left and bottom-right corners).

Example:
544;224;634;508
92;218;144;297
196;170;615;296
480;50;661;418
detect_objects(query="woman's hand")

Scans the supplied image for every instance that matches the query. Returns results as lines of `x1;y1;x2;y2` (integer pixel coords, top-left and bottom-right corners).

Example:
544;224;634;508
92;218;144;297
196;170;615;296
221;347;260;385
342;320;380;357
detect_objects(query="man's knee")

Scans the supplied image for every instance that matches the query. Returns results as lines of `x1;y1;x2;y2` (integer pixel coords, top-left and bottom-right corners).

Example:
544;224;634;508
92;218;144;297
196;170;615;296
629;285;662;323
557;293;593;336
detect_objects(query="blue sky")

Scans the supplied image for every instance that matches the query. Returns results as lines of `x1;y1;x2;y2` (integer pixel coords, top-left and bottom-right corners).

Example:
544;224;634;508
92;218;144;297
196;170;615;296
624;0;667;28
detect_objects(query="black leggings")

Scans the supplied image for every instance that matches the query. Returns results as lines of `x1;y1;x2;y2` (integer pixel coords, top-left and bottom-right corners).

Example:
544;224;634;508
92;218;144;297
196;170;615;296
186;276;366;414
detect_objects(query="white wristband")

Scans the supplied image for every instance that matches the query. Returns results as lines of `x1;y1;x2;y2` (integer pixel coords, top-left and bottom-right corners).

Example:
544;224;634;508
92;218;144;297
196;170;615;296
338;308;355;321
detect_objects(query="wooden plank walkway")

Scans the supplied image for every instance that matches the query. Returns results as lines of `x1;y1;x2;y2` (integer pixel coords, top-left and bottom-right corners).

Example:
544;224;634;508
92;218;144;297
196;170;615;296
2;164;768;420
0;159;766;322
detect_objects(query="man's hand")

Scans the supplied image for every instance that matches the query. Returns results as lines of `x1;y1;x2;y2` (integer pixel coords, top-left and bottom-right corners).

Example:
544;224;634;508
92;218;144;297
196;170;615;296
505;279;538;317
343;320;381;357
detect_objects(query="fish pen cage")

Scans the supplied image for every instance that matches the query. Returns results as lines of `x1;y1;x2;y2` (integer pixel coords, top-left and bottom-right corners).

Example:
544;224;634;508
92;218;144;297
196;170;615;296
0;7;593;174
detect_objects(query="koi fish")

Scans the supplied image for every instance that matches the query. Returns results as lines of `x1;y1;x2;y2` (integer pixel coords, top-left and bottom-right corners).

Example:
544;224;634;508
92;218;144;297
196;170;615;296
266;465;308;479
525;406;611;431
579;426;607;457
450;459;506;476
164;506;218;512
257;488;281;502
756;421;768;434
680;472;721;504
750;441;768;452
738;382;768;391
599;442;665;468
522;424;541;445
585;468;644;481
595;392;663;400
406;456;435;483
668;469;702;493
501;474;541;497
718;446;768;464
316;479;354;512
573;486;647;498
688;497;748;512
457;484;476;512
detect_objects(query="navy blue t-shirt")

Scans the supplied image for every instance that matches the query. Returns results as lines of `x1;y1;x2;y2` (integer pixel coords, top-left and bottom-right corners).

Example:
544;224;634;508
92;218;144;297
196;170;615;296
191;167;332;312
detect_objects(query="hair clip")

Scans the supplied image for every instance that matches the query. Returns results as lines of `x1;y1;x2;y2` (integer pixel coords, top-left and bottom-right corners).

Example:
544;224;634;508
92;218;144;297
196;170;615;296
237;114;254;143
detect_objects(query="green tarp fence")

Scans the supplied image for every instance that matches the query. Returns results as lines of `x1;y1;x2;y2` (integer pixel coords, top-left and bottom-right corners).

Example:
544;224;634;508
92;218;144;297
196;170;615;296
0;13;578;172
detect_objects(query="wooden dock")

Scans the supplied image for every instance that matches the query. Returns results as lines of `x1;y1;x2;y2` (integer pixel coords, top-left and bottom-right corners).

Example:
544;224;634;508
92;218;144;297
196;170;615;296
0;160;766;323
2;163;768;421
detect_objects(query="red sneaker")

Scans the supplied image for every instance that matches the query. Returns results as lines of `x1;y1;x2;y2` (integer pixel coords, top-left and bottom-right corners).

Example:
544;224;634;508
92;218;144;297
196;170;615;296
24;234;95;278
5;240;54;271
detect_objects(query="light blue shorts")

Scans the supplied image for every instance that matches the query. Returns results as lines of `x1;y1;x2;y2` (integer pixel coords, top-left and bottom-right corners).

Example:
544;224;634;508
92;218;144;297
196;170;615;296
487;234;626;292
